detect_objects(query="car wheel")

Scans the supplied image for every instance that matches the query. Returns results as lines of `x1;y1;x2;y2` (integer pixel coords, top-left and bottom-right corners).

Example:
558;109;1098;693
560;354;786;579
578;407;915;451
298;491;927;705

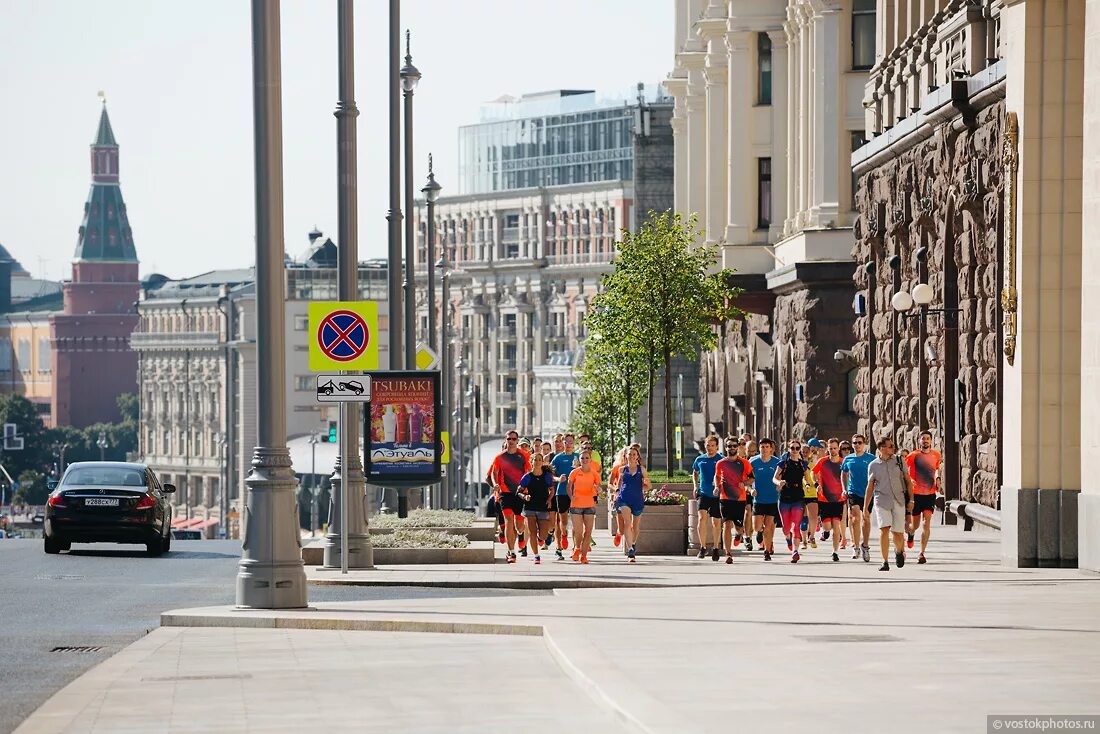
161;534;172;554
59;539;71;551
44;535;61;554
146;541;163;556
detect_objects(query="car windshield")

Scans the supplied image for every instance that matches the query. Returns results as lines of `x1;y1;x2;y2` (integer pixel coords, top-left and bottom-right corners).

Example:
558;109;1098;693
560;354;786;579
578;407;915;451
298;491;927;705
63;467;147;488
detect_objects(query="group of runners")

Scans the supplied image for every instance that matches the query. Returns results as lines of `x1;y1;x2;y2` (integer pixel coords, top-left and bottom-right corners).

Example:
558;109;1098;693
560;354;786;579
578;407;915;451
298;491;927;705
486;430;650;565
485;426;942;573
692;430;942;570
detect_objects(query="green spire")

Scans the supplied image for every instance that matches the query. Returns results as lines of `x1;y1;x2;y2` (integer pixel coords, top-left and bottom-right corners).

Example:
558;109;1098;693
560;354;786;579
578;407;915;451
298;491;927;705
94;103;116;147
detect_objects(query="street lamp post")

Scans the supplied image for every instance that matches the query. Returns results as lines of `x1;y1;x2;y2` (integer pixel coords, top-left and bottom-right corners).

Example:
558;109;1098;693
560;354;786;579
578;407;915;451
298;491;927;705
323;0;372;571
400;30;420;371
422;156;444;507
96;431;108;462
308;431;319;536
386;0;403;369
218;432;227;538
236;0;308;610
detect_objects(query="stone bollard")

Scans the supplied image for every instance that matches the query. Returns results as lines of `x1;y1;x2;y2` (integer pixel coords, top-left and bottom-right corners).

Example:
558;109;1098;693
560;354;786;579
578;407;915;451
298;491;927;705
687;498;699;553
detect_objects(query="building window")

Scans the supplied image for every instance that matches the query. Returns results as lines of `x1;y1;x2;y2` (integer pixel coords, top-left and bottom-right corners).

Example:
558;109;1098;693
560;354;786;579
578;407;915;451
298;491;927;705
850;131;866;208
757;158;772;229
37;338;51;373
852;0;876;70
16;339;31;372
757;33;772;105
294;375;312;391
293;315;309;331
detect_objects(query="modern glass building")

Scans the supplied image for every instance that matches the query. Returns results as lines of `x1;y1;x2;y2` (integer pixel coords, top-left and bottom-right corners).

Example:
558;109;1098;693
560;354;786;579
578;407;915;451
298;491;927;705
457;84;672;195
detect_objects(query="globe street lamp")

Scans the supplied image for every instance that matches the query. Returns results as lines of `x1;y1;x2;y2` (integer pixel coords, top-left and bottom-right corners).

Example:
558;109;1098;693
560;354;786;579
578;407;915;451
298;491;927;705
400;29;421;370
422;154;442;351
96;431;108;462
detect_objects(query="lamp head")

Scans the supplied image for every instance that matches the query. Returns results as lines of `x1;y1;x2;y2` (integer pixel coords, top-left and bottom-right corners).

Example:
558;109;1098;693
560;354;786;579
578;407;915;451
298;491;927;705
400;29;420;92
912;282;935;306
891;291;914;312
421;154;442;202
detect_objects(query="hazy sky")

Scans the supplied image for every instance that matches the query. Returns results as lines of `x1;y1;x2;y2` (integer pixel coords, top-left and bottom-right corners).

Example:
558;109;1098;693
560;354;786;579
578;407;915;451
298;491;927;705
0;0;671;282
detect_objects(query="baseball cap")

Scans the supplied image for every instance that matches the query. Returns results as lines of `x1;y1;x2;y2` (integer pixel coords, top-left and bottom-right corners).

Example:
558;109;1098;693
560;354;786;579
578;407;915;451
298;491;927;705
806;437;824;448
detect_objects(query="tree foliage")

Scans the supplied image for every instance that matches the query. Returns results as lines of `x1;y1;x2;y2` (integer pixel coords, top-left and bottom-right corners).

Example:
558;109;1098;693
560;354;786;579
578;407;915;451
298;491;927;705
578;211;742;476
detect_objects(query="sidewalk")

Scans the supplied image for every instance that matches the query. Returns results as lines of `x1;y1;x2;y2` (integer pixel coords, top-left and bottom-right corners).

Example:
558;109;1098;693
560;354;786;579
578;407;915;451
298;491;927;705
16;525;1100;734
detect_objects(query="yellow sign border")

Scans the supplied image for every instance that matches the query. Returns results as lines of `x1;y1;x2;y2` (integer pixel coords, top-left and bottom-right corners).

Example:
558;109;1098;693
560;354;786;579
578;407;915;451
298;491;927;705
308;301;380;371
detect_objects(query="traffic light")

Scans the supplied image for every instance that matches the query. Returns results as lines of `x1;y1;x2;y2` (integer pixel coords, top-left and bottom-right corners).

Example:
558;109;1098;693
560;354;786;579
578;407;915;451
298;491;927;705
326;420;337;443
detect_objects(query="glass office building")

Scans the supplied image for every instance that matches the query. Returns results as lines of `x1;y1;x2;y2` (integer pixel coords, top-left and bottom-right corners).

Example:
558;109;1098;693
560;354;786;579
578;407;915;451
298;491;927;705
457;84;671;195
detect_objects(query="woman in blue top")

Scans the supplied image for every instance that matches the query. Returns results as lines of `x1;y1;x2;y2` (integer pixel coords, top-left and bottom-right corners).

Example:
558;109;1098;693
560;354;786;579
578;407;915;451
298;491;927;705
615;446;651;562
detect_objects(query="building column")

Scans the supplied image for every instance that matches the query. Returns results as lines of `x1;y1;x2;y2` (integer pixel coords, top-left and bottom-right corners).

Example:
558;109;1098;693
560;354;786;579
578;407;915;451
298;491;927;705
671;110;688;214
809;6;841;226
1081;0;1100;572
685;76;707;222
704;45;728;245
798;9;811;225
1000;0;1084;568
769;28;789;242
784;18;799;235
724;30;753;246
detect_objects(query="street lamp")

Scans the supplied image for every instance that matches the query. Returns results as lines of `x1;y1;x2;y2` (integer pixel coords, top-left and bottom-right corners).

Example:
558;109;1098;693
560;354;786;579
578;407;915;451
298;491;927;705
96;431;108;462
422;154;442;351
308;431;319;536
400;29;421;370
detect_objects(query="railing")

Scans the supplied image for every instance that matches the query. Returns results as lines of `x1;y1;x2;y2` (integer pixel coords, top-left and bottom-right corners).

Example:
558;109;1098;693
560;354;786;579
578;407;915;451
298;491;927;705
496;390;517;403
865;0;1001;136
130;331;222;348
946;500;1001;531
497;358;517;371
502;227;520;243
544;251;615;266
497;325;516;338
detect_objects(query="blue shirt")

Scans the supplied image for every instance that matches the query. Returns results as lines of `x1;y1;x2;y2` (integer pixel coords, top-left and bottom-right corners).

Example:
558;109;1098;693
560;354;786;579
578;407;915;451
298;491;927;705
692;453;721;497
841;452;875;497
750;455;782;504
550;452;577;495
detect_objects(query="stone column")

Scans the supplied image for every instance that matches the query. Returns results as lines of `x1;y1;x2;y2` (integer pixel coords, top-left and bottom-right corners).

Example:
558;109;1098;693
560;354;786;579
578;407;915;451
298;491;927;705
768;28;789;242
704;41;728;246
810;6;841;227
784;17;799;235
1081;0;1100;572
1000;0;1084;568
798;8;811;224
724;29;752;246
685;74;707;222
670;107;688;213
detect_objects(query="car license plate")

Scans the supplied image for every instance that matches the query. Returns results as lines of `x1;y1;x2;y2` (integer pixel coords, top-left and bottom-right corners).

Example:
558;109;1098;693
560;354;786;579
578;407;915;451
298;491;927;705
85;498;119;507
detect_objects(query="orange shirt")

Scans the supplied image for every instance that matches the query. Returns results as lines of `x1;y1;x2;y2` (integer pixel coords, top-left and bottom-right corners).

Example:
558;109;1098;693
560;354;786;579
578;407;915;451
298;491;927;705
905;450;941;495
609;462;623;489
568;468;600;508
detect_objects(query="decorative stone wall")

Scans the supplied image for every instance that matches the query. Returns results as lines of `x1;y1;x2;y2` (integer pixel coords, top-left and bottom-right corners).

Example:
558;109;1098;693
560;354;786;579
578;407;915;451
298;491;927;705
852;101;1004;507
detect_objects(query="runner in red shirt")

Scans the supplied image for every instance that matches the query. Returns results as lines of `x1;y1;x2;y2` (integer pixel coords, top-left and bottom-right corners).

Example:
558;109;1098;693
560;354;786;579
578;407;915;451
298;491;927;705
716;438;754;565
905;430;941;563
490;430;531;563
812;438;847;562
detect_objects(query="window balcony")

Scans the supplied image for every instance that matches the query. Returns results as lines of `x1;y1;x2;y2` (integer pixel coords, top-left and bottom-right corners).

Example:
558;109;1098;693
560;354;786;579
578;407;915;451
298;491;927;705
497;358;517;371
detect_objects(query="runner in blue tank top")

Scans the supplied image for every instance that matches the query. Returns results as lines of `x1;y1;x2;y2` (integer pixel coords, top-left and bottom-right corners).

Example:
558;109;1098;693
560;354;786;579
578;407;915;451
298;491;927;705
614;446;651;562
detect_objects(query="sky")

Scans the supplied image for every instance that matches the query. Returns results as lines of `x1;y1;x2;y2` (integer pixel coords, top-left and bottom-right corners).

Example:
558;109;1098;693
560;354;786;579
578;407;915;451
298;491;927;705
0;0;671;283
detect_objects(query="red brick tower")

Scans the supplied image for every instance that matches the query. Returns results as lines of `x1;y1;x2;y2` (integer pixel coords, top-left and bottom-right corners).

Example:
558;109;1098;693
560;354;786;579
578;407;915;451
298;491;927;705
50;102;140;427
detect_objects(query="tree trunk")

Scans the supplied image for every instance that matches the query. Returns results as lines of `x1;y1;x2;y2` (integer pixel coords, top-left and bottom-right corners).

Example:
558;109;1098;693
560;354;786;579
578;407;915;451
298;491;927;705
624;379;632;448
663;347;674;477
646;349;655;471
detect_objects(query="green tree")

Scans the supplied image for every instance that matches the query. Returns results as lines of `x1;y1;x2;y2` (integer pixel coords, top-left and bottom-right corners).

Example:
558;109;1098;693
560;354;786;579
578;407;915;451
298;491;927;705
13;469;47;505
0;395;52;477
609;211;742;476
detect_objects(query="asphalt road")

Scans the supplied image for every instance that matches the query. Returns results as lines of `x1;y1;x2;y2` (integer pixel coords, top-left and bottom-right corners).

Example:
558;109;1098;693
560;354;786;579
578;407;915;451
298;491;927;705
0;538;541;734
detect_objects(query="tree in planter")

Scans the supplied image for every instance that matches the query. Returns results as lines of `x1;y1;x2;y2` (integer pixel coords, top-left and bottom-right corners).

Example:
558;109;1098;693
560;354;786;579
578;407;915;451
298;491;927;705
609;211;742;477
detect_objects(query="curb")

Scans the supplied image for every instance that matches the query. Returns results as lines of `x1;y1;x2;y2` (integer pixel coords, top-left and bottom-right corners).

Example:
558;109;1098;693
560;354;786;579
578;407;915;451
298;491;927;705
160;609;543;637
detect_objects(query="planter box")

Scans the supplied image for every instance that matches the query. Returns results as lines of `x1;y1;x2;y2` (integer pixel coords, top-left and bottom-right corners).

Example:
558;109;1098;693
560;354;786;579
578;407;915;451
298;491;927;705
633;503;688;556
302;540;494;565
366;525;495;542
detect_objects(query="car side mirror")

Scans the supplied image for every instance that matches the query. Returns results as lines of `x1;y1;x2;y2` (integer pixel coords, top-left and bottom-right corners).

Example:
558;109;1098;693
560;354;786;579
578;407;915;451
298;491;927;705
162;483;176;494
46;479;58;491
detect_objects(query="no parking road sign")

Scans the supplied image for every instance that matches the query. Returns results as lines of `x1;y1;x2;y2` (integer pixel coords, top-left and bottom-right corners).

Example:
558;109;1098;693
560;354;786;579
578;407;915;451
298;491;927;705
308;301;380;371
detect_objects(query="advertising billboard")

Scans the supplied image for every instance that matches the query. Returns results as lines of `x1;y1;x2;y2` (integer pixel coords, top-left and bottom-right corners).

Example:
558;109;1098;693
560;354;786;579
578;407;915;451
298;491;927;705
364;371;441;486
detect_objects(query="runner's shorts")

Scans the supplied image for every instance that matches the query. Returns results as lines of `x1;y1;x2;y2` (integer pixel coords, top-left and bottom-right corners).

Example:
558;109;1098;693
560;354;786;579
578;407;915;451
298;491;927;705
499;492;524;516
569;507;596;516
819;501;844;521
698;494;719;515
615;500;645;517
847;493;871;510
753;502;780;521
910;493;936;516
719;499;747;524
873;503;907;530
553;494;571;513
522;509;550;521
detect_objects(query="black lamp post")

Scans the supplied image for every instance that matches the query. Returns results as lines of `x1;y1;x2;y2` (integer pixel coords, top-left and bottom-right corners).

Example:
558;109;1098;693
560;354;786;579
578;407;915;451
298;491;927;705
422;155;442;350
400;30;421;370
96;431;108;462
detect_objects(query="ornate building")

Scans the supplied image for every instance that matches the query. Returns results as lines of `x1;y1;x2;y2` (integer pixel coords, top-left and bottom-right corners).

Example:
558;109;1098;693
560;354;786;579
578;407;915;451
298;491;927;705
667;0;870;444
413;86;689;455
50;103;141;427
0;248;62;423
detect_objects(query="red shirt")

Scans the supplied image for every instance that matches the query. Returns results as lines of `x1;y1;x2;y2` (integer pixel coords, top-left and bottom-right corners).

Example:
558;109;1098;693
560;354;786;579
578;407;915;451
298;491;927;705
905;450;941;495
716;456;753;501
490;450;530;493
813;457;846;503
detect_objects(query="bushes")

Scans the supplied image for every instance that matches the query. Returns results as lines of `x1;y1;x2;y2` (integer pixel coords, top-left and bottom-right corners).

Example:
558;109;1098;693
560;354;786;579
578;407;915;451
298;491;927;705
371;528;470;549
369;509;475;529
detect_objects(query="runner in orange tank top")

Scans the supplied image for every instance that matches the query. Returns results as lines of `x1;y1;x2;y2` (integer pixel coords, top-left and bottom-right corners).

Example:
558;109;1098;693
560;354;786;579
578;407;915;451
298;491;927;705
904;430;941;564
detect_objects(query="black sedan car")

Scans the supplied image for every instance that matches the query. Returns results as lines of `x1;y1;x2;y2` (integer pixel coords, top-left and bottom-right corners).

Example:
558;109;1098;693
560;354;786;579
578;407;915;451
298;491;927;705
44;462;175;555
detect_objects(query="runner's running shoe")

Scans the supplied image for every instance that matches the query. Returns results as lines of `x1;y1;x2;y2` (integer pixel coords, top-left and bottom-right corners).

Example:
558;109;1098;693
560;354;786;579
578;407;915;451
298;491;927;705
571;548;581;561
725;555;733;565
711;547;720;562
918;553;927;564
791;550;800;563
896;551;906;568
580;554;589;564
786;536;794;551
561;535;569;550
756;531;764;545
879;562;889;571
698;547;708;559
852;547;861;560
907;533;914;549
614;534;622;547
555;550;565;561
862;544;870;563
832;552;839;562
745;537;753;552
733;534;742;547
534;555;541;565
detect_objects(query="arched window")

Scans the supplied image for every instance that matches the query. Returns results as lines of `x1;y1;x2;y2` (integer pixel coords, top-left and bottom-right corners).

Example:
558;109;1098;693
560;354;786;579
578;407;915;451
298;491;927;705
846;368;858;414
757;33;772;105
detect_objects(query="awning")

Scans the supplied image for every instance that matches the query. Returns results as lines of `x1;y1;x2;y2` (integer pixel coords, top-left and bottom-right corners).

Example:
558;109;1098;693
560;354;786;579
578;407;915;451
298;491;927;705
171;518;192;528
189;519;219;529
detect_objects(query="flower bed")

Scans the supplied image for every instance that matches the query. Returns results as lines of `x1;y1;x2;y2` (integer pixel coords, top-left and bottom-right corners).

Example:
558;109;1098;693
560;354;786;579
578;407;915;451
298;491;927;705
369;509;476;529
369;528;470;549
644;486;689;505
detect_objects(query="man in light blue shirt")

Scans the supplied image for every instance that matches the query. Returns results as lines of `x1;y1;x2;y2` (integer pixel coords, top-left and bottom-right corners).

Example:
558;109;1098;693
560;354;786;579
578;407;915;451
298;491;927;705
749;438;782;561
841;433;876;562
692;435;721;560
